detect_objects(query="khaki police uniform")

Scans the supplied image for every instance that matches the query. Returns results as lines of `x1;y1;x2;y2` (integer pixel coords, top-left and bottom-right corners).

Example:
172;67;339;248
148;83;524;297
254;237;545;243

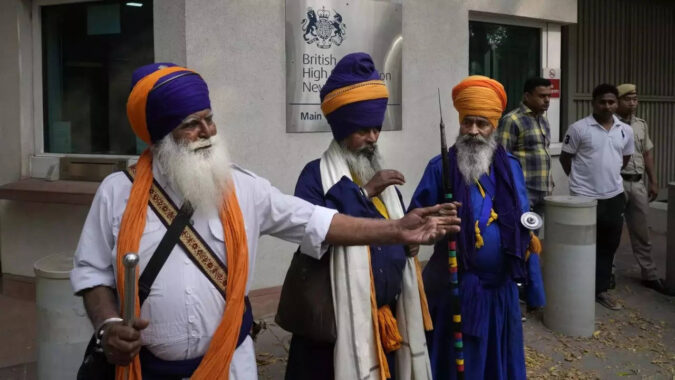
620;114;658;281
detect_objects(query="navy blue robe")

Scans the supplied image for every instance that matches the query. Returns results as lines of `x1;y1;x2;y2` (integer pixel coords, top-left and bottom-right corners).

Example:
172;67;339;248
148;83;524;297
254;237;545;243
285;158;408;380
409;153;545;380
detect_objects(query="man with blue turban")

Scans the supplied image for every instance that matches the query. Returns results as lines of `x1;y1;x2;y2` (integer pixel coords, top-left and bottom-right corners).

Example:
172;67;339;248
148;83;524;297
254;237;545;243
71;62;459;379
283;52;434;380
409;76;546;379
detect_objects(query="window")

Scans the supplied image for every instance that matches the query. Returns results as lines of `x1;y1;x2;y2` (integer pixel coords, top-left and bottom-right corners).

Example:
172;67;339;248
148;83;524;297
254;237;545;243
469;21;541;114
41;0;154;155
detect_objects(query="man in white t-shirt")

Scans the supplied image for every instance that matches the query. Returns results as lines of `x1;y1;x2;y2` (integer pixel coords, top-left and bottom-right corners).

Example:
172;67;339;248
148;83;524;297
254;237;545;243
560;83;634;311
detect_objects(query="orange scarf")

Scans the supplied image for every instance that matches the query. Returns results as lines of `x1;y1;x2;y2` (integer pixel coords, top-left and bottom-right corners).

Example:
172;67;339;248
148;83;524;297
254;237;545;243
114;149;249;380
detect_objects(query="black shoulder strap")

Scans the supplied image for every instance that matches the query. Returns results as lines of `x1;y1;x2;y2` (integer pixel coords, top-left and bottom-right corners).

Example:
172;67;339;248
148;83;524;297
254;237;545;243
137;202;194;306
123;168;229;304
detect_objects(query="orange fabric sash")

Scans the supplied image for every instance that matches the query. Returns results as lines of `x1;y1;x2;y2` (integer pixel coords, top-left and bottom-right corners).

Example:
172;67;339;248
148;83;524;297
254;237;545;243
115;149;249;380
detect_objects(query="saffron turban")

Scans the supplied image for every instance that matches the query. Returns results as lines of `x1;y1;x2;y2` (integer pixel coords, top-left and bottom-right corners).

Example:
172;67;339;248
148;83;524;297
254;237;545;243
320;52;389;142
127;62;211;144
617;83;637;98
451;75;507;128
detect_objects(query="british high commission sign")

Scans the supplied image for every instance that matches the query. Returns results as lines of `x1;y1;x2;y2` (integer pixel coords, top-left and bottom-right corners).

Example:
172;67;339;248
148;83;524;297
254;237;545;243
286;0;402;133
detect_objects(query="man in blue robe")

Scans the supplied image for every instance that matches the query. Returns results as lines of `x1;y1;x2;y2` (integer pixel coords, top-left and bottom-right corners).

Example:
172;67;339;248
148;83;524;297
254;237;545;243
284;52;434;380
409;76;546;380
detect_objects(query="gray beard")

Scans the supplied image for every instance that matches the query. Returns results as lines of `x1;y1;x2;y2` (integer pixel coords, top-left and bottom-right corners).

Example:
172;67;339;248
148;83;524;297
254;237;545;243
455;133;497;184
152;133;232;214
339;142;382;184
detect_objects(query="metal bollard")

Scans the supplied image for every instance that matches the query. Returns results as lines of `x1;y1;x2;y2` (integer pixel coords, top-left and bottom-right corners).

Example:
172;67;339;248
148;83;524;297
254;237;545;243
542;195;597;337
666;183;675;293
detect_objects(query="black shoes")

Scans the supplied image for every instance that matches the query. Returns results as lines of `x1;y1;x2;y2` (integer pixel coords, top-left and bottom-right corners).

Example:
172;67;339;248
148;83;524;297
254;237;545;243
642;279;675;296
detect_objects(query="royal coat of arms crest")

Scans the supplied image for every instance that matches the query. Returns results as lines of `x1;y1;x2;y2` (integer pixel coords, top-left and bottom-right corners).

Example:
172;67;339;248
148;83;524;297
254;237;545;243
301;6;346;49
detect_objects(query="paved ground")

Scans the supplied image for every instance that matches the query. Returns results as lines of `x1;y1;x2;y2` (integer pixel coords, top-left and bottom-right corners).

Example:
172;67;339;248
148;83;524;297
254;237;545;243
251;228;675;380
522;228;675;379
1;226;673;380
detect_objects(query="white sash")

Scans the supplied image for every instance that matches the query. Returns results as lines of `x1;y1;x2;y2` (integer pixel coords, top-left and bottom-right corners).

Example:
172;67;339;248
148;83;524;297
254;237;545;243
320;140;432;380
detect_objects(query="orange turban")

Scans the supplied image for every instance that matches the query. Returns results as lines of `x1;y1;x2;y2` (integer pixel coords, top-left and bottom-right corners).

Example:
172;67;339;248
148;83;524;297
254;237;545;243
451;75;507;128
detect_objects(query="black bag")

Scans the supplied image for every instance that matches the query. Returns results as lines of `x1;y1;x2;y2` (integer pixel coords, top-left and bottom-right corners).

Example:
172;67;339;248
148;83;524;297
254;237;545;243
275;248;336;343
77;336;115;380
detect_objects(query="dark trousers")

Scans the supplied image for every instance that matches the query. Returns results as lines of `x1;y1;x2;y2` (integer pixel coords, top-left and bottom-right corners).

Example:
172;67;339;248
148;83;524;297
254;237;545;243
285;334;397;380
595;193;626;294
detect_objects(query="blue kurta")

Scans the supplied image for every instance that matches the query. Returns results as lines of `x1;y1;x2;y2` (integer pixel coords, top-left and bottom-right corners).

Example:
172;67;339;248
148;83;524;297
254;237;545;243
409;153;545;380
285;158;407;380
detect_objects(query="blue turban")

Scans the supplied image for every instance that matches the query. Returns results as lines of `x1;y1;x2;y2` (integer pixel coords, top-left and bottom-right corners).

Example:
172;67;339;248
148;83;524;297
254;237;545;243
128;63;212;144
320;52;389;142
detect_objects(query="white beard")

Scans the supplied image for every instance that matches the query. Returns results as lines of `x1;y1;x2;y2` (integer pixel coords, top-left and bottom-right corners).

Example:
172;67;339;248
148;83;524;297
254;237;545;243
152;133;232;214
455;133;497;184
339;142;382;184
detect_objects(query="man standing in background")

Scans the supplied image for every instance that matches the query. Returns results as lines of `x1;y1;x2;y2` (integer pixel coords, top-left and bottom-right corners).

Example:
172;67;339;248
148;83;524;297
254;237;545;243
560;84;635;310
497;77;553;216
616;84;672;295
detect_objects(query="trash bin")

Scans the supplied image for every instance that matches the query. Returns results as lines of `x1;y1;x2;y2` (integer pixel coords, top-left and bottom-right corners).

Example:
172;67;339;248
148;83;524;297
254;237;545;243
34;254;92;380
542;195;597;337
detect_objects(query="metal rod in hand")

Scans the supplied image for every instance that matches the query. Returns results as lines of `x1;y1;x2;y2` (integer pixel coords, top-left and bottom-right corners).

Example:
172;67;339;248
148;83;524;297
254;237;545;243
438;89;465;379
122;253;139;325
122;253;138;378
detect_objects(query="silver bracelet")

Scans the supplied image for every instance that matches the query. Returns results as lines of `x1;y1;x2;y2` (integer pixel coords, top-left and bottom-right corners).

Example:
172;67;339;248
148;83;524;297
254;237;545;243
94;317;124;348
360;187;369;198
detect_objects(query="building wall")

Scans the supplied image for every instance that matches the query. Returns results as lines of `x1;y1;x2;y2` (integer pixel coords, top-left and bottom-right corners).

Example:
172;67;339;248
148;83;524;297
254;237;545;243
0;0;27;186
1;0;576;287
0;201;89;276
163;0;576;288
562;0;675;188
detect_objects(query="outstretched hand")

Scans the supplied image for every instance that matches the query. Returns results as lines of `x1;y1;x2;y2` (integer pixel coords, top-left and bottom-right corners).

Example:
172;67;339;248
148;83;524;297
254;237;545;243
397;202;461;245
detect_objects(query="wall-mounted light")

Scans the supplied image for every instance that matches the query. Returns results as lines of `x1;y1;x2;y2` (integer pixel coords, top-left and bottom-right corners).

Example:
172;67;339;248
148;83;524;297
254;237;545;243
125;2;143;7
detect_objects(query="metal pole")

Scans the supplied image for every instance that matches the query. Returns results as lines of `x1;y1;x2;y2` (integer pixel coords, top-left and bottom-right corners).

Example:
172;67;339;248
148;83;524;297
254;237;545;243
122;253;139;325
122;253;138;380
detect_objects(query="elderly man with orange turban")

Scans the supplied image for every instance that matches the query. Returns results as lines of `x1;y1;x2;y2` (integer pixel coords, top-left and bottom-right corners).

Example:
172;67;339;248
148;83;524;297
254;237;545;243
70;63;460;380
408;76;545;379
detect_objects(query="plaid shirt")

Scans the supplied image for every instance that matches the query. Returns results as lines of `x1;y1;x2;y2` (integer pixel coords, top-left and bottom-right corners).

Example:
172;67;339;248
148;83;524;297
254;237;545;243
497;103;551;192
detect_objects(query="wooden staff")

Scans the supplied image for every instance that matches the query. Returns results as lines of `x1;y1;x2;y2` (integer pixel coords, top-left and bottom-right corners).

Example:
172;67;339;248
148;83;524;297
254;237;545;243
438;89;464;379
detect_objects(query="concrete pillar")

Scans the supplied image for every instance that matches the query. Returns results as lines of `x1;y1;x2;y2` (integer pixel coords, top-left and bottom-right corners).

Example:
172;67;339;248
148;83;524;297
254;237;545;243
542;195;597;337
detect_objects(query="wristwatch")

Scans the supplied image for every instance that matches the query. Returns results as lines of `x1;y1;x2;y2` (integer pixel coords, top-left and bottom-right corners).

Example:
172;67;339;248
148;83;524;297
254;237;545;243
359;187;370;198
94;317;123;351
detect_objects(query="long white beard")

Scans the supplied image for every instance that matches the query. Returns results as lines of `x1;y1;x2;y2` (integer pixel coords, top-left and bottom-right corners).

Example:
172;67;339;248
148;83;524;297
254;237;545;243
339;142;382;184
152;133;232;214
455;133;497;184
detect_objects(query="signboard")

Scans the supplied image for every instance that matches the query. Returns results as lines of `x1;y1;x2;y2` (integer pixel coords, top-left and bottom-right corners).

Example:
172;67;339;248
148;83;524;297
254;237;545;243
544;67;560;98
285;1;402;133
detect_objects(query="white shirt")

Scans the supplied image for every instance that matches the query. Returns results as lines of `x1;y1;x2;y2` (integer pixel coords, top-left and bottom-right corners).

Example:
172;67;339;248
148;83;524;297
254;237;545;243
562;114;635;199
71;163;337;370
